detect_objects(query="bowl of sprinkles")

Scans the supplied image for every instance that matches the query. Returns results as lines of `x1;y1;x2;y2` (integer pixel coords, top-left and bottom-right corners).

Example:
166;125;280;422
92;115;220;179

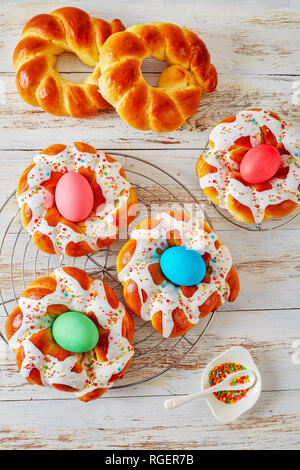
201;346;262;423
209;362;250;404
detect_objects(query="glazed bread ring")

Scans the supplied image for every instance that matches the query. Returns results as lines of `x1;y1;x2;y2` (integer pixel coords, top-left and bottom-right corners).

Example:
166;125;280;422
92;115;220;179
99;23;217;132
5;267;135;402
13;7;125;117
197;108;300;224
17;142;138;257
117;211;239;337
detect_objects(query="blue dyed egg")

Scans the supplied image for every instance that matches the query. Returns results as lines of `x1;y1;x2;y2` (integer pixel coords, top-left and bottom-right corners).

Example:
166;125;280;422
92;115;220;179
160;246;206;286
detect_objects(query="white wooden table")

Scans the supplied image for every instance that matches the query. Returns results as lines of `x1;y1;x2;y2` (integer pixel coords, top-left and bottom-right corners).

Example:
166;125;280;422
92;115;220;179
0;0;300;450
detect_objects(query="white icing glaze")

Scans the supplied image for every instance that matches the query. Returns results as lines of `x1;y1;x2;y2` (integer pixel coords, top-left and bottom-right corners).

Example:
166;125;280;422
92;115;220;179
9;268;134;398
118;212;233;338
18;144;131;254
292;340;300;365
200;109;300;223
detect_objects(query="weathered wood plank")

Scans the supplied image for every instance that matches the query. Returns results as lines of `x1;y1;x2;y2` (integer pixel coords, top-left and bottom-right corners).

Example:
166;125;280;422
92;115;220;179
1;0;300;75
0;389;299;449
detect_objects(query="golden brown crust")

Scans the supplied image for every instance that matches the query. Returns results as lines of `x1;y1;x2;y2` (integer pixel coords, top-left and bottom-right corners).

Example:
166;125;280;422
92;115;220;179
13;7;125;117
117;210;239;337
6;267;135;402
197;109;300;223
17;142;138;257
99;22;217;132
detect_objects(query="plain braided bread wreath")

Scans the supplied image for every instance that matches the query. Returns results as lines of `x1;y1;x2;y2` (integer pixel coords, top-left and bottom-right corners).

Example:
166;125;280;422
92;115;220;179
99;23;217;132
13;7;125;117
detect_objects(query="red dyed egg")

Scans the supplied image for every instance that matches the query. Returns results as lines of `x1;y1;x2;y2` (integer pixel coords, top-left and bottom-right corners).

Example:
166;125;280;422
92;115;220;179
240;144;281;184
55;172;94;222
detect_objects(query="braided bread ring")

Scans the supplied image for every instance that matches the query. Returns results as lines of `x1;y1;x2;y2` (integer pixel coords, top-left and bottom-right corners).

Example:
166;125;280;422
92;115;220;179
13;7;125;117
99;23;217;132
17;142;138;257
5;267;135;402
197;109;300;224
117;211;239;337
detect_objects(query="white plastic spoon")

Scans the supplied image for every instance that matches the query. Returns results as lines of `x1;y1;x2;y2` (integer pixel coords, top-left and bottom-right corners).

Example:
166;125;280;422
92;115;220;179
164;369;256;410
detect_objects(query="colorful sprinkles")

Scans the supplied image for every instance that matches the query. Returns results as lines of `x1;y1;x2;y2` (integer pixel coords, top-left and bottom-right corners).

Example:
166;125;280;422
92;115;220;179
209;362;250;404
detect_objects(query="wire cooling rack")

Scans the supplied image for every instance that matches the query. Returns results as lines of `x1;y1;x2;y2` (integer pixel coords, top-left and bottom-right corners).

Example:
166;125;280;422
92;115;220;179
0;153;216;390
202;141;300;231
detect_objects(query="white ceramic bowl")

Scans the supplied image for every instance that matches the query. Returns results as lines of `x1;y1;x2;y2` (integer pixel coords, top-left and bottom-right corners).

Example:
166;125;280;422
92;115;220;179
201;346;262;423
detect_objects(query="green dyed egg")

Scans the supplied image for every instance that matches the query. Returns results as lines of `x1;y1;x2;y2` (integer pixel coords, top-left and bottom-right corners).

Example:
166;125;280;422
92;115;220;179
52;311;99;353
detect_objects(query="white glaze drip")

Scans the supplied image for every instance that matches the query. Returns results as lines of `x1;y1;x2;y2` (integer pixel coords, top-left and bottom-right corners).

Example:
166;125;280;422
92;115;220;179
9;269;134;397
118;212;233;338
18;144;131;254
200;109;300;223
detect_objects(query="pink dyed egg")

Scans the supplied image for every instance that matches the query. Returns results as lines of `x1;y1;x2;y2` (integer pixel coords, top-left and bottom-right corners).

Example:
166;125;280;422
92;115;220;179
55;172;94;222
240;144;281;184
